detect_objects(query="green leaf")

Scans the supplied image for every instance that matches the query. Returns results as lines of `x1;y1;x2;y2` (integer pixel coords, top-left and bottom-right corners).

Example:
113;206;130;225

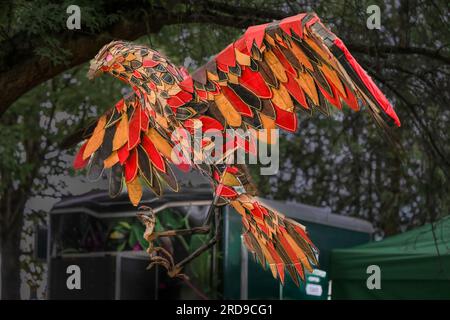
160;210;184;229
117;241;127;252
128;228;137;247
110;230;125;240
119;221;131;229
131;222;148;250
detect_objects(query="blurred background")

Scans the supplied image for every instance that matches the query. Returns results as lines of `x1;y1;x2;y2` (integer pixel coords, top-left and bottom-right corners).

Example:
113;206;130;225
0;0;449;300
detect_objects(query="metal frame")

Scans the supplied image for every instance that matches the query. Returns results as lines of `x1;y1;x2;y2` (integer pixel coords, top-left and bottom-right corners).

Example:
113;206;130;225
46;199;212;299
50;200;213;218
240;235;248;300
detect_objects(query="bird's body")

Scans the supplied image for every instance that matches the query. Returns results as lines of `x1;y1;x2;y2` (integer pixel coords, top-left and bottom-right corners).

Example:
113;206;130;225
73;13;400;285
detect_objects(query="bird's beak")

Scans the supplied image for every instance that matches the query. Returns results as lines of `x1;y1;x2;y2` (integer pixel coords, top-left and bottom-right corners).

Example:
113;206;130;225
87;59;103;80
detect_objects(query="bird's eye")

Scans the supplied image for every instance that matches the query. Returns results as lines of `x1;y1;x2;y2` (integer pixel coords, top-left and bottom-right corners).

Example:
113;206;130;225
105;53;113;62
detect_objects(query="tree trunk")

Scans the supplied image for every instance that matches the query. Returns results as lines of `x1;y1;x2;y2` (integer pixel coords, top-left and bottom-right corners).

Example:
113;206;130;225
1;213;23;299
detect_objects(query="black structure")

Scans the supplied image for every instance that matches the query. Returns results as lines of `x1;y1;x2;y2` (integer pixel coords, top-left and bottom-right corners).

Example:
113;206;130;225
47;185;214;300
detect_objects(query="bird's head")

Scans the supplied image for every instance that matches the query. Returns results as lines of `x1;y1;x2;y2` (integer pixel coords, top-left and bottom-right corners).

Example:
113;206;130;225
88;40;123;80
87;40;150;83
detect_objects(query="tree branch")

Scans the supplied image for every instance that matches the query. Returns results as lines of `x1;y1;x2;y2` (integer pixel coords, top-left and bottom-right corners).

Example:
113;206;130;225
0;1;291;118
346;43;450;64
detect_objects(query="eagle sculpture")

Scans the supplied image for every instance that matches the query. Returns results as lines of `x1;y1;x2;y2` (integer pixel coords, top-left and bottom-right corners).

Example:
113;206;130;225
71;13;400;285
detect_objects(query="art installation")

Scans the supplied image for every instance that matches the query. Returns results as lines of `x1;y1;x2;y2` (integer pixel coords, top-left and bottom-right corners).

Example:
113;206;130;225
71;13;400;285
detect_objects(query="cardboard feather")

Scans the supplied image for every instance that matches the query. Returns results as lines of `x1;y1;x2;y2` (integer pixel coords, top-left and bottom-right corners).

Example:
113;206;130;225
72;12;400;286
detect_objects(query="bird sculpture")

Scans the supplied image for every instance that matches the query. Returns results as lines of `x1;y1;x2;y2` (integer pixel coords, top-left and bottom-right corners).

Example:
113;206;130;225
71;13;400;286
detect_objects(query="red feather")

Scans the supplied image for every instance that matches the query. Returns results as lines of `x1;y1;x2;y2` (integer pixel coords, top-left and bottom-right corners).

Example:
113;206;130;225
234;37;249;55
250;204;264;220
173;150;191;172
196;89;208;101
226;166;239;174
334;38;400;126
279;14;305;38
118;144;130;164
255;202;269;216
115;99;125;112
273;103;297;132
124;148;138;182
141;135;166;173
318;82;341;109
143;58;159;68
166;96;184;108
167;90;193;108
179;76;194;93
222;86;253;117
176;90;193;103
198;115;224;132
278;231;305;280
73;141;89;169
216;61;229;73
239;66;272;99
340;85;359;111
140;108;149;131
133;70;142;79
216;43;236;67
244;23;269;52
285;72;307;109
216;184;238;198
294;225;316;248
272;47;296;75
128;107;141;150
266;244;285;284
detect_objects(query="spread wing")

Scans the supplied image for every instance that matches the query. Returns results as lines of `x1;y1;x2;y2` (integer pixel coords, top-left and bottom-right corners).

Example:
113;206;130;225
167;12;400;281
182;12;400;137
73;92;185;206
72;12;401;208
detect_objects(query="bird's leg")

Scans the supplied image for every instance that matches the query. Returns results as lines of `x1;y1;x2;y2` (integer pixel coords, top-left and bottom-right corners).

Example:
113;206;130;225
147;256;171;271
151;246;176;267
168;207;221;278
203;165;227;226
164;166;227;276
145;220;218;278
137;208;213;279
202;195;219;227
154;226;210;238
137;161;226;279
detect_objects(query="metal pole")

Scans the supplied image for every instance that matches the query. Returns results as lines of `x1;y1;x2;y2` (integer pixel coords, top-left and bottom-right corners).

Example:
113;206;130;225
240;235;248;300
210;207;217;297
279;282;283;300
115;254;121;300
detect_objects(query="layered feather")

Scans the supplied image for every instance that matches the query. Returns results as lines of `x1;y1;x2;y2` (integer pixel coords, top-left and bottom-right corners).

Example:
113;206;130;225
73;94;181;205
191;12;400;139
72;12;401;286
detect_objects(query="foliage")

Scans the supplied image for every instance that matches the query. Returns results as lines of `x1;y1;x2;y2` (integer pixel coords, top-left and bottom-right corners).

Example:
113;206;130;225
1;0;120;64
109;210;215;294
0;63;124;298
0;65;123;198
20;210;47;299
110;220;148;251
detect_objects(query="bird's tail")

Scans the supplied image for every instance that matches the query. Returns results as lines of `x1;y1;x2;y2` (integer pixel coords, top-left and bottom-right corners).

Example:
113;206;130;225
229;193;319;286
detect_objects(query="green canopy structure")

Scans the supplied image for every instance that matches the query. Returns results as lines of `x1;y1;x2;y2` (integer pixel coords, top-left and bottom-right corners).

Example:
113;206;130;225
330;216;450;299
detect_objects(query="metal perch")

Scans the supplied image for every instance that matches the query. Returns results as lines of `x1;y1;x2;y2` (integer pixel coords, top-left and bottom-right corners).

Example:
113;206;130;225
136;203;220;280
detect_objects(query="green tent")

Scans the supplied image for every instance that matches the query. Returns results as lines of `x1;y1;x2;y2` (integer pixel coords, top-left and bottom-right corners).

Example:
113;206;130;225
330;216;450;299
